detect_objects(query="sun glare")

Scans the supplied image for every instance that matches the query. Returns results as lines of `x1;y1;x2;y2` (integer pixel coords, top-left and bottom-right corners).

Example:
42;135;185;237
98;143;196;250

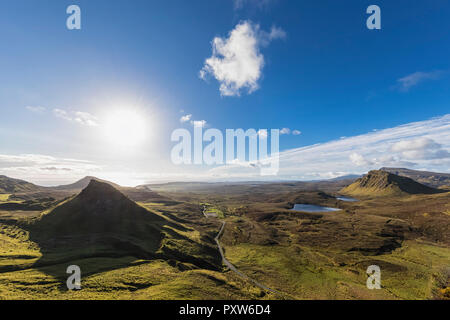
103;109;148;147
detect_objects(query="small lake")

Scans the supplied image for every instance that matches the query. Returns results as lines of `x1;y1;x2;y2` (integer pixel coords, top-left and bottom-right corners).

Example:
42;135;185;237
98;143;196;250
336;196;359;202
290;204;341;213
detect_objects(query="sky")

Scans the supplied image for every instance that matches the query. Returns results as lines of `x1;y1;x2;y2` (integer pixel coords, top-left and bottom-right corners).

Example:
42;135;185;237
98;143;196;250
0;0;449;186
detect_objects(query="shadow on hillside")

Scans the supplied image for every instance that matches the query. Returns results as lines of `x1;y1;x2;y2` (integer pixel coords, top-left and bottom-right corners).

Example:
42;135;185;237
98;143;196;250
15;222;219;292
11;181;217;289
24;220;221;291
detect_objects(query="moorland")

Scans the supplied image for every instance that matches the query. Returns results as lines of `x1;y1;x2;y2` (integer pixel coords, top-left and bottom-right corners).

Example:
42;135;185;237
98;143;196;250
0;168;448;300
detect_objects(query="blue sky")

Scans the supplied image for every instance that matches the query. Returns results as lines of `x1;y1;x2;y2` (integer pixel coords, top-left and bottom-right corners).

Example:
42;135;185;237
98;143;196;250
0;0;449;185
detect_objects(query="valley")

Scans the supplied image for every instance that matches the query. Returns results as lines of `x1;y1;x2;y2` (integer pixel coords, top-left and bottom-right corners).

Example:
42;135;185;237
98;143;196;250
0;170;448;300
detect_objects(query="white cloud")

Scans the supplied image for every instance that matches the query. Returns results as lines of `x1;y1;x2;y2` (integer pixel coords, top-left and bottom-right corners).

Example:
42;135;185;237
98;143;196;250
257;129;268;139
262;26;286;44
391;137;440;152
396;71;443;91
349;153;372;166
180;114;192;123
179;113;207;128
41;167;73;172
53;109;72;121
209;114;450;180
53;109;98;127
191;120;207;128
280;128;301;135
200;21;285;96
391;137;450;160
26;106;46;113
74;111;99;127
0;154;100;186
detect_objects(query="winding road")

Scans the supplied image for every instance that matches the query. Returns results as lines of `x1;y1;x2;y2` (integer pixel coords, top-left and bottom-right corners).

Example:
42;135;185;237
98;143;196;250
203;206;281;296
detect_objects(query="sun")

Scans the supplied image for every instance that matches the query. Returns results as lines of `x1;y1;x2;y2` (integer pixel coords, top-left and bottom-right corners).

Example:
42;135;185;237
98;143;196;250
103;109;148;147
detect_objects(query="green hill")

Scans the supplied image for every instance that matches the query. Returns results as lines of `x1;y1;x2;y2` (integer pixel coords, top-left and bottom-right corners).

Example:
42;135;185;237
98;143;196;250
51;176;166;202
52;176;121;191
341;170;442;197
381;167;450;189
0;175;41;193
29;180;220;270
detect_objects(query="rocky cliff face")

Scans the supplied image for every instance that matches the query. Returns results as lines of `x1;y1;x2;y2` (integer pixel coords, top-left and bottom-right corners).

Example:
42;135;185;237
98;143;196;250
341;170;441;196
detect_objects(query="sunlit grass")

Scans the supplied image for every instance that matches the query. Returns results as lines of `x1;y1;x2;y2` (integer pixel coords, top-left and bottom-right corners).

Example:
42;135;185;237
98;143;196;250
0;194;11;202
223;240;450;300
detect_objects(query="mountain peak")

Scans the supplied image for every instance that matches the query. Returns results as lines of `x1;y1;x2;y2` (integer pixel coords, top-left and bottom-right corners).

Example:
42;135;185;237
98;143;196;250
380;167;450;188
0;175;41;193
81;179;121;194
53;176;119;191
31;179;220;269
76;179;129;205
341;169;441;197
35;179;165;241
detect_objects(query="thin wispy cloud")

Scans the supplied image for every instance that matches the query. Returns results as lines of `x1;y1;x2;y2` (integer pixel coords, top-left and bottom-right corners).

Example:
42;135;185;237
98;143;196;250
26;106;46;114
280;128;291;135
200;20;285;97
280;128;301;135
180;113;207;127
0;154;99;185
233;0;273;10
41;167;73;172
349;153;372;166
53;108;72;121
73;111;99;127
53;109;99;127
257;129;268;139
209;114;450;180
390;137;450;160
190;120;207;127
396;71;443;92
180;114;192;123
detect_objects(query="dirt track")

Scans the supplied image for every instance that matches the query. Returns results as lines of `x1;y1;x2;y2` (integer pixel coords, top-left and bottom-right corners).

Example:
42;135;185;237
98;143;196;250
203;206;282;296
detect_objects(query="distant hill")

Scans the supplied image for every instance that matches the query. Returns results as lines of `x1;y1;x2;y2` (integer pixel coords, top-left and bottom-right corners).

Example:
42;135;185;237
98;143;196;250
328;174;362;181
341;170;442;197
30;180;219;269
52;176;166;202
381;167;450;189
0;175;41;193
52;176;121;191
35;180;165;241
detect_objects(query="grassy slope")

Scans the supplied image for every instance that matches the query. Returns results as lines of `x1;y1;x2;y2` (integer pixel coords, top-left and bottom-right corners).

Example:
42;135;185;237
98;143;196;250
223;240;449;299
0;180;449;300
341;170;441;197
0;177;40;194
0;256;260;300
0;193;251;299
0;195;11;202
341;184;402;197
218;189;450;300
0;218;262;299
